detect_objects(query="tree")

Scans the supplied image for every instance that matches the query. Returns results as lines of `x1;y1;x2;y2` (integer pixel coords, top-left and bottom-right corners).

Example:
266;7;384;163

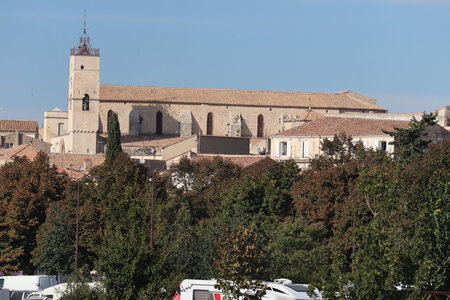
383;112;437;164
95;152;163;299
0;153;66;274
34;203;74;276
214;222;267;300
105;111;122;164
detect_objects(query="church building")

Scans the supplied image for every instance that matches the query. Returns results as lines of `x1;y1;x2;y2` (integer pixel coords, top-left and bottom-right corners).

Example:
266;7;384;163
44;24;387;155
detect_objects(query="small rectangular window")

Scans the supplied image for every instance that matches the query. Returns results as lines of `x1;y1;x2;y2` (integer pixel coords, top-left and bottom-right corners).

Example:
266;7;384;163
81;65;84;69
193;290;209;300
281;142;288;156
379;141;387;151
58;123;64;136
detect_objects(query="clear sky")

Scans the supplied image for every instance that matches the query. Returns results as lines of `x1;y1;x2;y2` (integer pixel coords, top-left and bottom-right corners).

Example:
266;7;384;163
1;0;449;124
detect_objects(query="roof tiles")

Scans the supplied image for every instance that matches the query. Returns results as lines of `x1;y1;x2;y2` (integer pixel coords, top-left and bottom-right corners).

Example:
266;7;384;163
277;117;410;136
100;84;386;111
0;120;38;132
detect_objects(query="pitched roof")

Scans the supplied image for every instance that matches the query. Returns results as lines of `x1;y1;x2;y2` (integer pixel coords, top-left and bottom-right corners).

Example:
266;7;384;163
120;135;189;148
49;153;105;178
0;120;38;132
100;85;386;111
192;154;274;171
276;117;410;136
0;143;39;160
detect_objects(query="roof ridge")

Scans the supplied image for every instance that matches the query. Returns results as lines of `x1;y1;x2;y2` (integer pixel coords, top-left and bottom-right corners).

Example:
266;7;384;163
101;83;338;95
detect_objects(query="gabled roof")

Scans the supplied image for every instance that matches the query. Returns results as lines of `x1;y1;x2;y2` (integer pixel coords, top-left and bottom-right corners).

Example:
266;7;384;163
0;120;38;132
100;84;387;111
0;143;39;160
275;117;410;137
192;154;274;172
49;153;105;178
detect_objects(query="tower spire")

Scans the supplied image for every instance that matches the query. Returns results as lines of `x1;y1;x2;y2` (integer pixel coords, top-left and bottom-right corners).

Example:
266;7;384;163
70;11;100;56
84;10;87;35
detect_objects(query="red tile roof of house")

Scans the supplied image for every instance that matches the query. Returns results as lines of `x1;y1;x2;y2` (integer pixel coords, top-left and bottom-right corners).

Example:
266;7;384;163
100;85;386;111
0;143;39;160
0;120;38;132
276;117;410;136
192;154;274;172
49;153;105;178
120;135;189;148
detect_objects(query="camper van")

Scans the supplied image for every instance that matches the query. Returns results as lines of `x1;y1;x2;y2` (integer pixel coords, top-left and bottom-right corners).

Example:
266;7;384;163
174;278;324;300
0;275;56;293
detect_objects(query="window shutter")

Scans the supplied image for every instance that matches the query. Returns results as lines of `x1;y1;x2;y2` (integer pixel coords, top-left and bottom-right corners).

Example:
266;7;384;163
275;141;280;157
303;141;309;157
287;141;291;157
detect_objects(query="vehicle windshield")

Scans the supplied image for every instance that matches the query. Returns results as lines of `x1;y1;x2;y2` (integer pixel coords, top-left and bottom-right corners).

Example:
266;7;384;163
285;284;309;292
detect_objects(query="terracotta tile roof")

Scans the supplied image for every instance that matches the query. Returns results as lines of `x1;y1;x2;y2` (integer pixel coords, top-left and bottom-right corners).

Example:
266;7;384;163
49;153;105;178
192;154;274;171
276;117;410;136
118;135;188;148
0;143;39;160
100;85;386;111
0;120;38;132
284;109;325;122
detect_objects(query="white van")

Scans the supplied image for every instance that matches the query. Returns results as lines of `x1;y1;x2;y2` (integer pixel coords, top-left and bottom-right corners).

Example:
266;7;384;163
175;278;324;300
41;282;103;300
0;275;56;292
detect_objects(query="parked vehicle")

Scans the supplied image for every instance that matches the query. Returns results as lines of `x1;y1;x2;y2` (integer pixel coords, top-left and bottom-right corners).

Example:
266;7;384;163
174;278;324;300
41;282;102;300
0;288;10;300
25;291;43;299
10;291;33;300
0;275;56;292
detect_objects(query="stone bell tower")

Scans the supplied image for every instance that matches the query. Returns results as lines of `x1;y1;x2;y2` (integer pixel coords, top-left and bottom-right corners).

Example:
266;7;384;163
67;14;100;154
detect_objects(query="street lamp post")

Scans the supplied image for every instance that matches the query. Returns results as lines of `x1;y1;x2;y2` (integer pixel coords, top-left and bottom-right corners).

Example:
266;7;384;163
75;178;80;271
150;172;155;248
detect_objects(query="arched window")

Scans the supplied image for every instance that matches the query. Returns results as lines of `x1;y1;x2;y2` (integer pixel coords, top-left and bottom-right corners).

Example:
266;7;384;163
257;114;264;138
207;112;213;135
107;110;113;131
82;94;90;111
156;111;163;135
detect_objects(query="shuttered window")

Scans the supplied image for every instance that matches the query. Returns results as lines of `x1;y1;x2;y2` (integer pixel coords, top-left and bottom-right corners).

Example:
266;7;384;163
302;141;309;158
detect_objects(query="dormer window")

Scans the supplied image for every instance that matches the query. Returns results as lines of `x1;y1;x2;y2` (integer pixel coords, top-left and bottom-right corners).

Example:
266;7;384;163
82;94;90;111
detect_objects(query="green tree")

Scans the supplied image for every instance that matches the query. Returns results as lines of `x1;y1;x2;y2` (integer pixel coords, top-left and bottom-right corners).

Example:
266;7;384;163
0;153;66;274
214;222;267;300
95;152;163;299
383;112;437;164
105;111;122;164
34;203;74;276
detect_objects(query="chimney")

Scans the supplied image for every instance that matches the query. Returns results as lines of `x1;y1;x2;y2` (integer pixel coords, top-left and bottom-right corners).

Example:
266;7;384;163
15;130;20;147
84;159;93;172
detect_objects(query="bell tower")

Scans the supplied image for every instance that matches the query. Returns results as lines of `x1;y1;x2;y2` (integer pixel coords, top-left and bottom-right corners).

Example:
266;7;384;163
67;13;100;154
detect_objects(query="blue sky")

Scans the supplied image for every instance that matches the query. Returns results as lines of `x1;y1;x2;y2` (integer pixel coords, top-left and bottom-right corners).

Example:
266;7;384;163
1;0;449;124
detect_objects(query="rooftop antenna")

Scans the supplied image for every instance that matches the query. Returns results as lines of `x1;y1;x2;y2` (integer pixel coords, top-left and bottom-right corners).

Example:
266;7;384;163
308;97;311;111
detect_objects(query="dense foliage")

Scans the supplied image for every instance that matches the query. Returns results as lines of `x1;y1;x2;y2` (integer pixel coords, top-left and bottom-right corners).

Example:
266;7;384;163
0;115;448;300
105;111;122;164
